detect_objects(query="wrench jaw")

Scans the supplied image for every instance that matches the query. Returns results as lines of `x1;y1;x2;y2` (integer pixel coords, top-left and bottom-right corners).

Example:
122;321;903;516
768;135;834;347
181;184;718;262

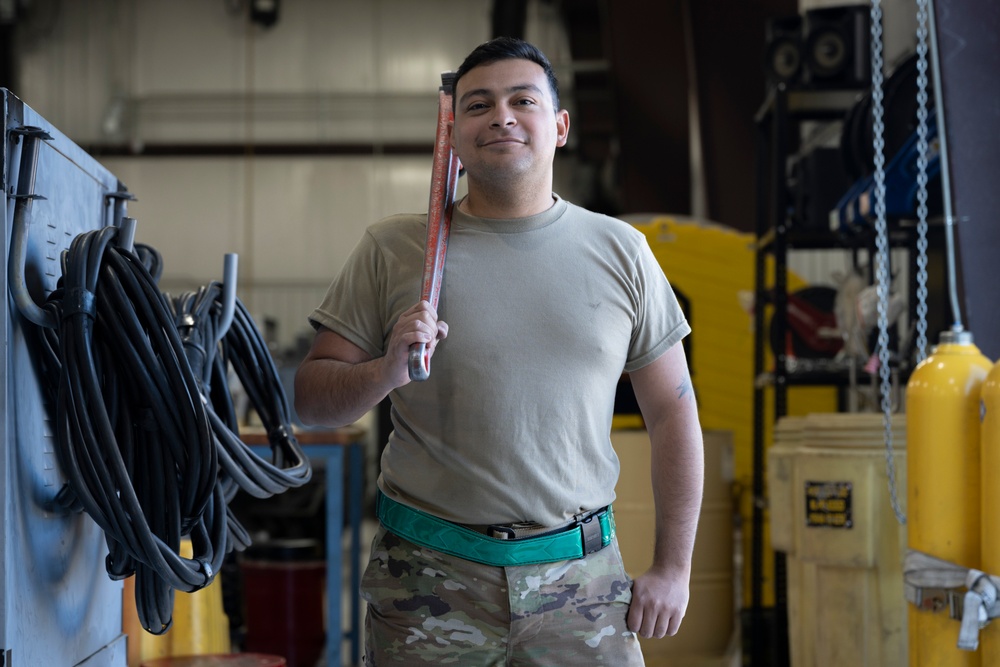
408;343;431;382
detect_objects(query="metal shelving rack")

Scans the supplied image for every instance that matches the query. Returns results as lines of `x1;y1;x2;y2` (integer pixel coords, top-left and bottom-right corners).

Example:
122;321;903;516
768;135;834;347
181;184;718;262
749;81;949;667
750;84;880;667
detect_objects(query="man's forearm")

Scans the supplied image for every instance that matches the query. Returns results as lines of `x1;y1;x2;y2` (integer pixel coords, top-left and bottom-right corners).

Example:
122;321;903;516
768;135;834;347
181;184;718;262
648;415;704;573
294;356;392;428
625;399;705;638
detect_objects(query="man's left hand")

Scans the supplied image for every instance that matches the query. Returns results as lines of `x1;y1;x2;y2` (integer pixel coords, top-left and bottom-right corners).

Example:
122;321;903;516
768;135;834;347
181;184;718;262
626;566;691;638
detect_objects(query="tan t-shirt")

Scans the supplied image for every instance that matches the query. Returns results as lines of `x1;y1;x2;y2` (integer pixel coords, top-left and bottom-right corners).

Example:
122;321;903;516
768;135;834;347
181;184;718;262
309;195;689;526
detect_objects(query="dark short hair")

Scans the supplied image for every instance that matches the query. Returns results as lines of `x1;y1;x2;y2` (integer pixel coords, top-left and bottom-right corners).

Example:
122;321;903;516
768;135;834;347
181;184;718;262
453;37;561;111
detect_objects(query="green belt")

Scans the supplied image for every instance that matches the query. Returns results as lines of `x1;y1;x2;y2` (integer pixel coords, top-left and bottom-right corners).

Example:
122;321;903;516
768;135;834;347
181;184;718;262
376;491;616;567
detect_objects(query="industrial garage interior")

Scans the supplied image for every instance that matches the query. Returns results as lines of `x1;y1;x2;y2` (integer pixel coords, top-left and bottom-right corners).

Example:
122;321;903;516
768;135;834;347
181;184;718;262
2;0;998;666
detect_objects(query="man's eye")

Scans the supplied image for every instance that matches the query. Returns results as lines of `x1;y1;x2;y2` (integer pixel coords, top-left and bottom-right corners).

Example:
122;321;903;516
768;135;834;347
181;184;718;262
515;98;536;106
467;102;488;111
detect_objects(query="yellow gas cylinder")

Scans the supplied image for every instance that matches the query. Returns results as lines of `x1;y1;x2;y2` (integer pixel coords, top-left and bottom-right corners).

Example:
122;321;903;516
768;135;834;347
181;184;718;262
907;330;992;667
980;358;1000;664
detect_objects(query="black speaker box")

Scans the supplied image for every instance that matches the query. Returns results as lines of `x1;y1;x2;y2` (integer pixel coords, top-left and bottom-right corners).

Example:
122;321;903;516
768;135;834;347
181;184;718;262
802;5;872;89
764;15;805;86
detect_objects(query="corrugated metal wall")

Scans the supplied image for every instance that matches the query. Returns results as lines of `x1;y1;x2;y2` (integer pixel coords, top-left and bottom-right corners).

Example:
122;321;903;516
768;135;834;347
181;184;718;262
9;0;920;351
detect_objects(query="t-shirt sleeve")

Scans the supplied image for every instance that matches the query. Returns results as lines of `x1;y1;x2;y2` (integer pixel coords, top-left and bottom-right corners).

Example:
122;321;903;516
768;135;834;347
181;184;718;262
624;235;691;372
308;230;387;359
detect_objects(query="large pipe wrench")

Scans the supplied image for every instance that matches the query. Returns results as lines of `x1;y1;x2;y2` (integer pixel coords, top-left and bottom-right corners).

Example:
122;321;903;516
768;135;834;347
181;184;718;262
408;72;461;381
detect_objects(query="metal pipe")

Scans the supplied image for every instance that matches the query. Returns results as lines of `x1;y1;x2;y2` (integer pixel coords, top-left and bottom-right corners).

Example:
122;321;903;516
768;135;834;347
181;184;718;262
927;0;964;332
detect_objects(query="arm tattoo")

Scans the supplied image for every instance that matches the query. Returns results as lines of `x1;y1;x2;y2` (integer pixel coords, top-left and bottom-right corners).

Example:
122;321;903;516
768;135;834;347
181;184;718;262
676;377;694;401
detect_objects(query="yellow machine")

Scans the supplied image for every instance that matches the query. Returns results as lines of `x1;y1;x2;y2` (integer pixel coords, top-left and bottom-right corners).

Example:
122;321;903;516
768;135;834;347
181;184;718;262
980;358;1000;664
906;331;992;667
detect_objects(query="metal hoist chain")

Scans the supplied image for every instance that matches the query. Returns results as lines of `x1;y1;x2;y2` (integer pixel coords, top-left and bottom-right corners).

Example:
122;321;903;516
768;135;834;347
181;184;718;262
914;0;932;362
870;0;907;524
873;0;932;525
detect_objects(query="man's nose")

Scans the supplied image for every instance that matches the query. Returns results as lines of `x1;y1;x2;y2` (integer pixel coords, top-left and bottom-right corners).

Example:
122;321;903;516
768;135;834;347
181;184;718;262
490;105;516;128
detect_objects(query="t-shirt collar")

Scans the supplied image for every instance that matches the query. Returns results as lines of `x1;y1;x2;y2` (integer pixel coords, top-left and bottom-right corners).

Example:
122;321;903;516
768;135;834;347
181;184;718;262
452;194;567;233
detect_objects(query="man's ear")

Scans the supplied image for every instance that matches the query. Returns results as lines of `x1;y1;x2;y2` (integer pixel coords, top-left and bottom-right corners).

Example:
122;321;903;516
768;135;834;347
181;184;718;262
555;109;570;148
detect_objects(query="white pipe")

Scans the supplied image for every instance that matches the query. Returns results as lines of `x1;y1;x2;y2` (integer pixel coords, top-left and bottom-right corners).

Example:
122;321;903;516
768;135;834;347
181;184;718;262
927;0;964;332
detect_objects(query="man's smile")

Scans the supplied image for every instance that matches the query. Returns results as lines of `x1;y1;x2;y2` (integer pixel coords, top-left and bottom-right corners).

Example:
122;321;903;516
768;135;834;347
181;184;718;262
480;137;526;147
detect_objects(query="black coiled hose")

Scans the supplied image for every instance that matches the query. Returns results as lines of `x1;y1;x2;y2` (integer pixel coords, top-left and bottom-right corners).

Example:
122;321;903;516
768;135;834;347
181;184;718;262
26;226;310;634
169;281;312;501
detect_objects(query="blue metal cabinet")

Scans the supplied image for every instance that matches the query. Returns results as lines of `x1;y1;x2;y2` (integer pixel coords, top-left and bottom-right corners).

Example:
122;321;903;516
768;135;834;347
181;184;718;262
2;88;128;666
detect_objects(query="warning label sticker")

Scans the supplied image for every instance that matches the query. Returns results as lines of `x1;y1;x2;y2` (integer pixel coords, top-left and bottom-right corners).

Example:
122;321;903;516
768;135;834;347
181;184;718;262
804;480;853;528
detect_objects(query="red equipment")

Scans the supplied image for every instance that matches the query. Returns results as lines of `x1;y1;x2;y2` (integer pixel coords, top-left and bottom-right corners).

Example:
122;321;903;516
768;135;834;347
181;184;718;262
408;72;461;381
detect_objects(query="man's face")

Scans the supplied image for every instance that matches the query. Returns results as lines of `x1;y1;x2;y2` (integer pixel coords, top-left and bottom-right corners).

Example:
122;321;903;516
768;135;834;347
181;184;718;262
450;59;569;188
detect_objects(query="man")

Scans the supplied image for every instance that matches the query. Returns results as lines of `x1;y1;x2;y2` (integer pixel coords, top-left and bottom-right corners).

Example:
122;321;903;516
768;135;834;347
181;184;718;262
295;37;704;666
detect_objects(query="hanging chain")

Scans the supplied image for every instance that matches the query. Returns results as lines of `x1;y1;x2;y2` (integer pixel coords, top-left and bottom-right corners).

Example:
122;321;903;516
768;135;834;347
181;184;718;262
870;0;907;524
914;0;931;362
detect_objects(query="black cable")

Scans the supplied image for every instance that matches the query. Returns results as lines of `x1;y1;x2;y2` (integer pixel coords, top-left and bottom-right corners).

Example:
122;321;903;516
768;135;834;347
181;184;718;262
134;242;163;283
55;230;221;629
20;226;310;634
169;283;312;498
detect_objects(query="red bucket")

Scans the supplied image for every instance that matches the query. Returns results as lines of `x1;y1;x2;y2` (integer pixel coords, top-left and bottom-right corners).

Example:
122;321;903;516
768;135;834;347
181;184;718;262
240;539;326;667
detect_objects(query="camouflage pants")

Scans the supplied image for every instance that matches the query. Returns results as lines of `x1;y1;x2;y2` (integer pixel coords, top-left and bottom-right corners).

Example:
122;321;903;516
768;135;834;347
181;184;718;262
361;525;645;666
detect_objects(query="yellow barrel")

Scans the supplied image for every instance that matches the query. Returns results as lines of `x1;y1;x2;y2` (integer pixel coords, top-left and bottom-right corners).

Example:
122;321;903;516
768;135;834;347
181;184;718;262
123;539;231;666
792;412;907;667
906;331;992;667
980;359;1000;664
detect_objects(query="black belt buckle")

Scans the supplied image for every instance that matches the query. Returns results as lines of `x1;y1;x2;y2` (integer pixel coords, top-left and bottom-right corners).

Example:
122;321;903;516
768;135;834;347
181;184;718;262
487;524;517;540
580;514;604;555
487;521;551;540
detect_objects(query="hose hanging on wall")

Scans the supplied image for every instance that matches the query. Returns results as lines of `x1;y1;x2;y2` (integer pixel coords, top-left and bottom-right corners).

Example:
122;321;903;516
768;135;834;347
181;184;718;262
15;221;311;635
168;282;312;502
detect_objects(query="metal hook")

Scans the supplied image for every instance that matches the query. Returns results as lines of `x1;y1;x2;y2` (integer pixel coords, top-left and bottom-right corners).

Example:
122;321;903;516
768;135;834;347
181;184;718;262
216;253;239;344
7;126;56;329
116;216;137;253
